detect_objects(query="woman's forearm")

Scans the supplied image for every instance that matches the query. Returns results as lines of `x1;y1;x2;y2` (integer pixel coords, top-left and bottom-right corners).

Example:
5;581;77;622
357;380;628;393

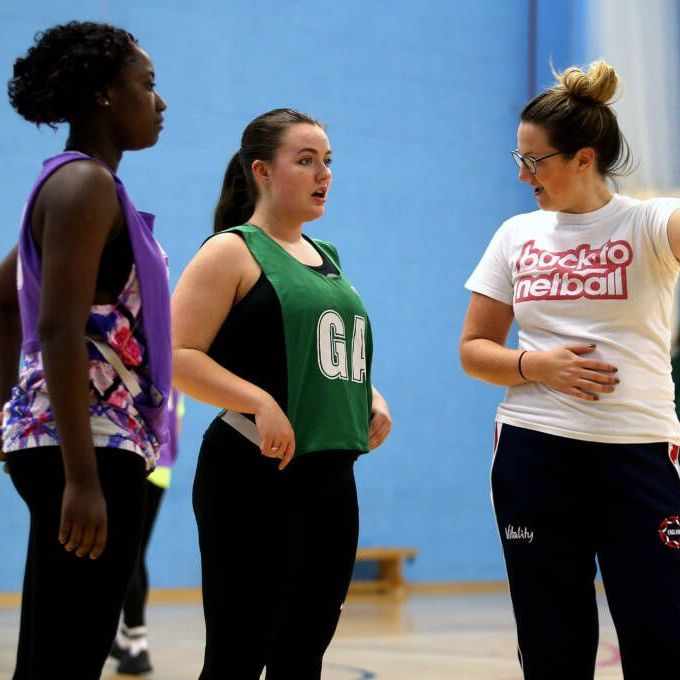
460;338;527;387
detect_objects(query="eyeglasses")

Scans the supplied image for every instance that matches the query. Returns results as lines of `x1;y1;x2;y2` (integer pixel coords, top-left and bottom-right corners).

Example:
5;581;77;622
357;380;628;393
511;148;564;174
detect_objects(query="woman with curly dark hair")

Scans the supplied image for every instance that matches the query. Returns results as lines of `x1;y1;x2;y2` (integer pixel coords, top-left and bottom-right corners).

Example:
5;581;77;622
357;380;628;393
0;21;170;679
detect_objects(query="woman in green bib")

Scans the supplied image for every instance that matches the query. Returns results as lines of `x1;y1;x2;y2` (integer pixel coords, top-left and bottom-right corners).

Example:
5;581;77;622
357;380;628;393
172;108;391;679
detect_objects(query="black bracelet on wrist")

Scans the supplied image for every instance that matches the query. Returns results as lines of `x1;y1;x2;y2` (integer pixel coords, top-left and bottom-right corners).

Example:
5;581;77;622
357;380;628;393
518;350;529;381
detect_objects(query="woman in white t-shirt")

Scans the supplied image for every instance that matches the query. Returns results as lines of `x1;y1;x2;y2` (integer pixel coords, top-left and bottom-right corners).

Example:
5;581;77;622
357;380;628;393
460;60;680;680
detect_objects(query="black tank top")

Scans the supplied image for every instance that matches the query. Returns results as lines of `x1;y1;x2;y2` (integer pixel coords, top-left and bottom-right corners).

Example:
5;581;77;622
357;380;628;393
96;226;133;296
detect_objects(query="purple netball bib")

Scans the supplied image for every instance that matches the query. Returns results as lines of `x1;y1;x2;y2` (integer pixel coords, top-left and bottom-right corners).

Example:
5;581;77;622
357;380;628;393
17;151;172;444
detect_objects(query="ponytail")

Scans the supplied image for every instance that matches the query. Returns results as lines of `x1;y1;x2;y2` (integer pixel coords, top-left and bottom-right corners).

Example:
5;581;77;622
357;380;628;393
213;152;255;232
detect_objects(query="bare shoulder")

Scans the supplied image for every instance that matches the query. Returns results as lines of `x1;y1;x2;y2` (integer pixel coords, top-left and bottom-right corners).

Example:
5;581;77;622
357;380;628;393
32;160;120;248
193;231;258;276
178;232;246;285
201;231;252;257
41;159;117;209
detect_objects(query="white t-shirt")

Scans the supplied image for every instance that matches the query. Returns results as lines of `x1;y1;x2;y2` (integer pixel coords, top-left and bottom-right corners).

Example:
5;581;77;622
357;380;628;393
465;194;680;444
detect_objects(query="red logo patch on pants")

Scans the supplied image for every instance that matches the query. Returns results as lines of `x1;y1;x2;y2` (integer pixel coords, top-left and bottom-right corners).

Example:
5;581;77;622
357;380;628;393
659;516;680;548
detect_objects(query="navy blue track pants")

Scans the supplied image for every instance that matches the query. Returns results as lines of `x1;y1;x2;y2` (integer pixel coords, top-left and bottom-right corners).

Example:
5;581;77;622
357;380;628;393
492;424;680;680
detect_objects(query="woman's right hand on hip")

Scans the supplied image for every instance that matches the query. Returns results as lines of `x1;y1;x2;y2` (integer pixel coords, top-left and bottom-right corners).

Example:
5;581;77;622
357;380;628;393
254;398;296;470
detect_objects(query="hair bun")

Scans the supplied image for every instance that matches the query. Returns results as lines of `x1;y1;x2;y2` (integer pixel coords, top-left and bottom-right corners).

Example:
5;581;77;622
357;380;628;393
556;60;618;105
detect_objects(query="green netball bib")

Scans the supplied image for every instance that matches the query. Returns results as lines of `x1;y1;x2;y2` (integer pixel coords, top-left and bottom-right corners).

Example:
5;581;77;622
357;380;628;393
227;224;373;456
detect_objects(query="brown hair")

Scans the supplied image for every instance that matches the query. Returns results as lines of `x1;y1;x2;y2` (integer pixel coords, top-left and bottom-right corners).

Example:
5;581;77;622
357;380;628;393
213;108;324;232
521;60;633;177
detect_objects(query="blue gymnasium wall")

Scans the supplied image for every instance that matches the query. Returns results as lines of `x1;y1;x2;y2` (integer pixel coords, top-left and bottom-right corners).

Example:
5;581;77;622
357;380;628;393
0;0;585;590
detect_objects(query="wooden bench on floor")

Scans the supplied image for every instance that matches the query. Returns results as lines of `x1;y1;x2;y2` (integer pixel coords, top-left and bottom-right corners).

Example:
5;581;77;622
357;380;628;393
351;547;418;597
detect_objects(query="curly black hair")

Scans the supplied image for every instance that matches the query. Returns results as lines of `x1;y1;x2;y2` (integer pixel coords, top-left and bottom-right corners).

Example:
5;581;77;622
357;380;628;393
8;21;138;128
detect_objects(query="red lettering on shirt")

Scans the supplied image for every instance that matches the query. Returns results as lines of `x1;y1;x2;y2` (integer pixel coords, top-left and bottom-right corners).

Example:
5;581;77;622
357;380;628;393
514;240;633;303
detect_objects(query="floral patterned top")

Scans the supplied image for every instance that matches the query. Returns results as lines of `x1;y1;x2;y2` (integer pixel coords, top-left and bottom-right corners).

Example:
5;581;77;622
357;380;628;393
2;265;158;468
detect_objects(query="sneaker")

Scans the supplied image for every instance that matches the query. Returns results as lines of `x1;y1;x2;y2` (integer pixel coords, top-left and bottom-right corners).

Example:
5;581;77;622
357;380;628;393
109;638;127;661
117;649;153;675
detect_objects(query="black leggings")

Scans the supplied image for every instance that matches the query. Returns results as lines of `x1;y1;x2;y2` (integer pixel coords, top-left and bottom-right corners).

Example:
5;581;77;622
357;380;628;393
193;418;359;680
122;480;165;628
7;446;147;680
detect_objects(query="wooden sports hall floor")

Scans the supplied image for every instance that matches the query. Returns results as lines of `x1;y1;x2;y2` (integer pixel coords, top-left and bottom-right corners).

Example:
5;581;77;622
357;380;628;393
0;588;623;679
